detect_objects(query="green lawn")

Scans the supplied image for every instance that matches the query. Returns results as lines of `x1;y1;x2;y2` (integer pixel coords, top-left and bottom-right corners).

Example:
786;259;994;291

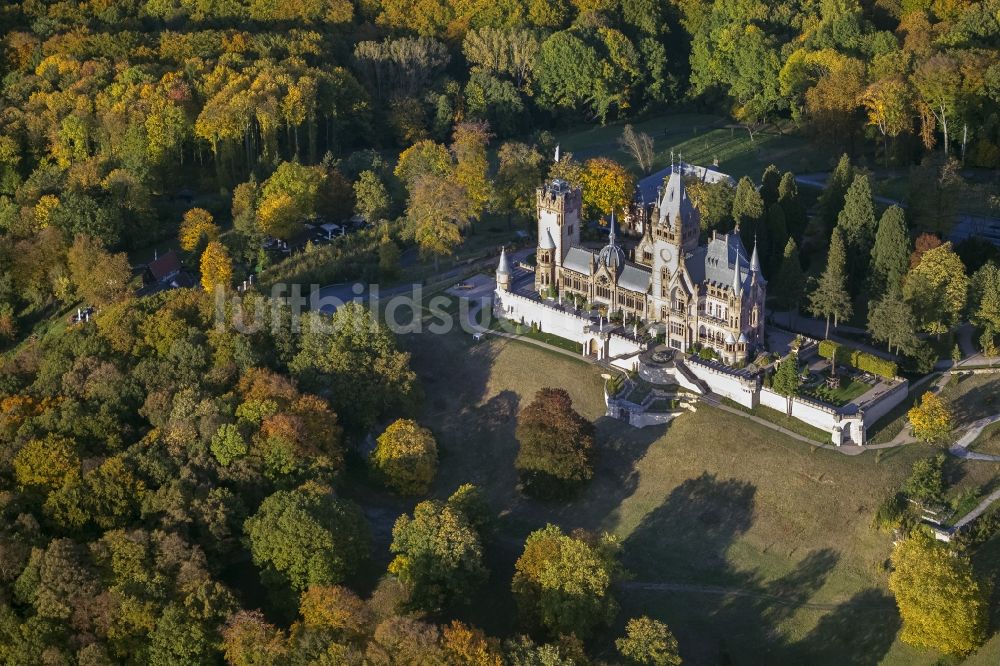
553;113;837;180
722;398;831;444
396;318;985;664
972;421;1000;457
800;376;871;407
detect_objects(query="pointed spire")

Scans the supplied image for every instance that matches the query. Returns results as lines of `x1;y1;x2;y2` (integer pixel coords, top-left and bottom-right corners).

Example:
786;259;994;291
609;210;617;246
554;144;560;163
497;246;511;275
750;236;761;273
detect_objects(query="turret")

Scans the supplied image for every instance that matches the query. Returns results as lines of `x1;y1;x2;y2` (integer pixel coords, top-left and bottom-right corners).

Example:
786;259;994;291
749;239;765;285
496;247;512;292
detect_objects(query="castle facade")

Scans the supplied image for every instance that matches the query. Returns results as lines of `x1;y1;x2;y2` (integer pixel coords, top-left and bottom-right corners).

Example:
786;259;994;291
530;165;766;365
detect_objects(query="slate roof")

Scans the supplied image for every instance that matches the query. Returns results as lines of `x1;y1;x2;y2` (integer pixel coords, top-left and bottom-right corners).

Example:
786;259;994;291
146;251;181;282
563;247;596;275
619;263;651;293
701;233;750;290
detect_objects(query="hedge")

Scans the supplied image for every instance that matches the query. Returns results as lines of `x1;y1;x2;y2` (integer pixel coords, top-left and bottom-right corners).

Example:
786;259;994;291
818;339;898;379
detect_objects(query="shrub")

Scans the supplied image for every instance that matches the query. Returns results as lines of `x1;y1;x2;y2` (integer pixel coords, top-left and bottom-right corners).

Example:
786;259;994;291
818;339;897;378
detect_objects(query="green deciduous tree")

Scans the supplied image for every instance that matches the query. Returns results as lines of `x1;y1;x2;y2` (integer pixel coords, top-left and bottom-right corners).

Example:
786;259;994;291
244;482;370;594
388;491;488;610
371;419;438;496
515;388;595;499
616;616;682;666
903;454;945;505
731;176;764;233
889;533;988;655
290;303;418;432
354;170;391;223
903;242;968;335
66;235;132;306
512;525;621;638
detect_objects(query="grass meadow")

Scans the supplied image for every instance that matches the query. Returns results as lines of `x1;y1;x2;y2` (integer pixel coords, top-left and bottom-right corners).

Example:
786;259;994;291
393;315;1000;665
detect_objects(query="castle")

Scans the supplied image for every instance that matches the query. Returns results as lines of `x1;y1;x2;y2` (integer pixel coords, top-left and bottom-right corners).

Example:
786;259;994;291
506;164;766;365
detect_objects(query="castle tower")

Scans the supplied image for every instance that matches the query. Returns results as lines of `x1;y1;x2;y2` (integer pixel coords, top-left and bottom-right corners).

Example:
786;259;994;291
496;246;512;292
535;179;581;292
535;227;556;293
652;164;699;254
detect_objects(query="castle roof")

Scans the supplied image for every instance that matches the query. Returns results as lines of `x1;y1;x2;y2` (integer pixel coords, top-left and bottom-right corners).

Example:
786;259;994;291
564;247;596;275
597;217;625;274
496;247;511;275
657;169;696;226
539;227;556;250
697;232;751;293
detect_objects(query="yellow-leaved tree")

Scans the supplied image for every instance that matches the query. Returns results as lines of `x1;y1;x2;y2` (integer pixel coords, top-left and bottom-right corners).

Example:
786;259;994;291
371;418;438;495
581;157;634;219
889;532;988;655
907;391;953;444
179;208;219;251
200;241;233;293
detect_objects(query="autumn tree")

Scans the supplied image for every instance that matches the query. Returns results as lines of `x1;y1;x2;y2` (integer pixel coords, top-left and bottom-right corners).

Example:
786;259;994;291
388;489;488;610
354;170;390;223
515;388;595;499
512;525;621;638
406;174;471;267
452;122;493;220
914;55;962;156
222;611;289;666
395;139;452;186
907;392;954;444
903;242;968;335
616;616;682;666
258;162;325;240
179;208;219;252
371;419;438;495
66;234;132;306
200;241;233;293
808;227;852;338
581;158;634;218
889;533;988;655
860;77;912;165
496;142;545;222
244;482;370;595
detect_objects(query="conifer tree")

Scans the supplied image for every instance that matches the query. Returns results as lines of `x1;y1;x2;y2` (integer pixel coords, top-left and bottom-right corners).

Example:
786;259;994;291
732;176;764;232
764;203;788;275
809;227;852;338
871;205;910;294
775;238;804;314
778;171;806;241
772;353;801;397
836;174;877;294
868;284;919;355
818;153;852;235
759;164;781;207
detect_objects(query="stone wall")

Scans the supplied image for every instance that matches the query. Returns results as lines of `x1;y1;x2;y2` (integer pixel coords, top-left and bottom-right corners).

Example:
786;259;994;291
789;396;840;432
759;387;790;413
685;357;758;408
859;379;910;427
496;290;590;344
608;332;643;358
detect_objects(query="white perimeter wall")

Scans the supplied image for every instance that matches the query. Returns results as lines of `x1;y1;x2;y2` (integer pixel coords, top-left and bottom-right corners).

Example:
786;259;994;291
789;398;839;432
759;387;790;413
686;362;756;408
497;291;589;343
860;380;909;426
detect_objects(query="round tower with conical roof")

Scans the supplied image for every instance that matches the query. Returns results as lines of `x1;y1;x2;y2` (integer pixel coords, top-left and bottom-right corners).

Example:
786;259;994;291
496;246;512;292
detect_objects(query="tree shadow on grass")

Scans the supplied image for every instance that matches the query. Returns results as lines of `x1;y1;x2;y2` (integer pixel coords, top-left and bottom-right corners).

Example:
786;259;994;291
787;588;901;666
623;472;757;582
